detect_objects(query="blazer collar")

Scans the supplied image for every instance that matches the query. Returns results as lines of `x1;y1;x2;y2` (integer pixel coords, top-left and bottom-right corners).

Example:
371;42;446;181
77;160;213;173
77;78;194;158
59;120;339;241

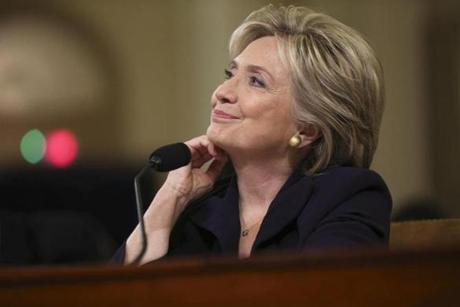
189;166;314;254
253;169;313;249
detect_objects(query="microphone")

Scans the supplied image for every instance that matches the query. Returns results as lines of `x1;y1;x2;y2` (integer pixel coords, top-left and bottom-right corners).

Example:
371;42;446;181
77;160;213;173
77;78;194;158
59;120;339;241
131;142;191;265
149;143;192;172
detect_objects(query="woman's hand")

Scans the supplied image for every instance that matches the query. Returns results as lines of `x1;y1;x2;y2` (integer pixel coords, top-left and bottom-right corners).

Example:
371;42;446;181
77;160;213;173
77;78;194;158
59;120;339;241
162;135;228;208
125;135;227;265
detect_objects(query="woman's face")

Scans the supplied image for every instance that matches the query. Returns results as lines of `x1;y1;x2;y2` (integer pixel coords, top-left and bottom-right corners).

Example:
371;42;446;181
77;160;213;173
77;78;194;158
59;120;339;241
207;36;297;158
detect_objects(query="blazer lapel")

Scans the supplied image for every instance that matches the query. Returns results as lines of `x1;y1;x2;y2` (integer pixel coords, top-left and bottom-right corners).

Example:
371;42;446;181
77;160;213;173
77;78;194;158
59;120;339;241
188;168;314;255
253;170;314;250
189;178;240;255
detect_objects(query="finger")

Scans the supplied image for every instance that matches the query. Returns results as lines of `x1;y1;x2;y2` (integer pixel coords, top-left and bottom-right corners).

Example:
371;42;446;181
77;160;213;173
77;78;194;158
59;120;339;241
191;153;213;168
191;143;213;164
206;155;228;182
190;146;211;161
186;136;209;156
185;139;202;157
185;135;207;149
192;145;211;161
207;142;217;157
186;136;217;168
212;145;227;159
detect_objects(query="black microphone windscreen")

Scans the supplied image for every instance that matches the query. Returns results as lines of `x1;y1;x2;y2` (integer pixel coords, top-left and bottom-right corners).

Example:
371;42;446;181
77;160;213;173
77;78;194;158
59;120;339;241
149;143;191;171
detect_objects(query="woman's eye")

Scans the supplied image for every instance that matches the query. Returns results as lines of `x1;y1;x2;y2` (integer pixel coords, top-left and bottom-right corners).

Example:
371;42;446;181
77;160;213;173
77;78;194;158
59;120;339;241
249;76;266;88
224;69;233;80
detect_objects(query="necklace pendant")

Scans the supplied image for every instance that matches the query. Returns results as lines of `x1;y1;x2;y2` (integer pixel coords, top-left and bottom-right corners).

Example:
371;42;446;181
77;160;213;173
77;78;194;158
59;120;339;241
241;229;249;237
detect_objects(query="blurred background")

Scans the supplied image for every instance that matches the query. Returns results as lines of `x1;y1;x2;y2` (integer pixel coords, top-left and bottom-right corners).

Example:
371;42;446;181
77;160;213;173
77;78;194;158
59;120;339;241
0;0;459;265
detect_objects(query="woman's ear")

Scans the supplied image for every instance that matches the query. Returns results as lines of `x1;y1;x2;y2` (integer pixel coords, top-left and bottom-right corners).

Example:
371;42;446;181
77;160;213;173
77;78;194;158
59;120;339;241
297;124;321;148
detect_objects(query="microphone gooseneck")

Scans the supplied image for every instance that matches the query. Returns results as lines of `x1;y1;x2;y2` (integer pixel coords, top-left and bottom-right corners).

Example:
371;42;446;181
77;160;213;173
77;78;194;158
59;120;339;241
131;165;149;266
131;142;192;265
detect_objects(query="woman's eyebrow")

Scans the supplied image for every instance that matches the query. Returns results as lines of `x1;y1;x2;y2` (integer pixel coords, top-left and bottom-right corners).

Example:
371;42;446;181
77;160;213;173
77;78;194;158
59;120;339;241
229;60;275;82
229;60;238;69
246;64;274;82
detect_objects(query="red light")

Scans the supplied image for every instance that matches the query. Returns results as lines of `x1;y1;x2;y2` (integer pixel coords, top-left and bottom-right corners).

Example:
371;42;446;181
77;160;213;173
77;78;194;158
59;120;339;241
45;129;78;168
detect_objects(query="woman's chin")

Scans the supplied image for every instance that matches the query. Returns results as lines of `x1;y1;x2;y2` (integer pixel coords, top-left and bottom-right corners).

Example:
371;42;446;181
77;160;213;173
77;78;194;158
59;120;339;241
207;127;223;145
206;127;233;151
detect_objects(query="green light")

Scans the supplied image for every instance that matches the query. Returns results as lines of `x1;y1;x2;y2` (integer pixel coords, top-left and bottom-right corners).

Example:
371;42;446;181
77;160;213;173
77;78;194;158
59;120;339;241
20;129;46;164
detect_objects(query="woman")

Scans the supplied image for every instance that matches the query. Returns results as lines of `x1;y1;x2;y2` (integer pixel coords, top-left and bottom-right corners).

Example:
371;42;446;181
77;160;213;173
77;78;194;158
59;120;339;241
118;5;391;265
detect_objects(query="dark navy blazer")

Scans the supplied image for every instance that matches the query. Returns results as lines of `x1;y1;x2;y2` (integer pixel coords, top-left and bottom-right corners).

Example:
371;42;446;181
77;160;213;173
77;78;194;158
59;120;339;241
166;165;391;258
113;165;392;263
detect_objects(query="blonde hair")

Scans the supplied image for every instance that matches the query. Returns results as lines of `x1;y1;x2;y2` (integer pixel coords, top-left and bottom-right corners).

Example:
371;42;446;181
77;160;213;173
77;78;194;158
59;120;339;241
229;5;384;174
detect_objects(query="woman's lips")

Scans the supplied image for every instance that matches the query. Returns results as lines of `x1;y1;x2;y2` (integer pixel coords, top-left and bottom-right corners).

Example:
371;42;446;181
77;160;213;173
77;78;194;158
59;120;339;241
212;109;240;120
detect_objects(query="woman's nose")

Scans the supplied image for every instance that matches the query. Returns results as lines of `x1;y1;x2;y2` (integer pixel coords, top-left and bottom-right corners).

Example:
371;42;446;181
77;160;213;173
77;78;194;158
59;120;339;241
215;80;237;104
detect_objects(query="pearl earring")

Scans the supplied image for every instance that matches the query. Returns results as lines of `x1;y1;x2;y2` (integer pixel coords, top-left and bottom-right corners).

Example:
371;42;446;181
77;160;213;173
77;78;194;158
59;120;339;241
288;134;301;147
